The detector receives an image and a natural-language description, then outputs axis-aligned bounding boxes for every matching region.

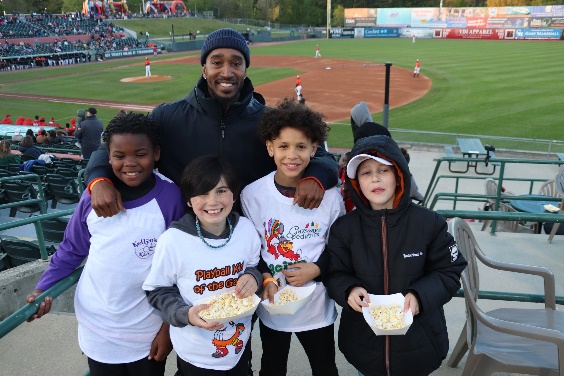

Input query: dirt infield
[1,54,430,123]
[160,55,431,123]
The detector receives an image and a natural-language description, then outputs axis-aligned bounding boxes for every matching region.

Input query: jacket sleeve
[83,144,114,184]
[302,145,338,190]
[324,217,365,309]
[406,214,467,315]
[146,285,191,327]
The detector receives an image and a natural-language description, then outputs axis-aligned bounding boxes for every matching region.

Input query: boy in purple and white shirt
[27,113,185,376]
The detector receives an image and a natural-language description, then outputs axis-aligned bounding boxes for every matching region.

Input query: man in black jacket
[85,28,338,217]
[74,107,103,160]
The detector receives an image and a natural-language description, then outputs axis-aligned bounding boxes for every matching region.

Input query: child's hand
[347,287,370,313]
[148,323,172,361]
[188,305,224,331]
[26,289,51,322]
[404,292,420,316]
[263,280,279,303]
[282,263,320,287]
[235,274,258,298]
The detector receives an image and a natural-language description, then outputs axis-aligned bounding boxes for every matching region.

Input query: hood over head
[346,135,411,214]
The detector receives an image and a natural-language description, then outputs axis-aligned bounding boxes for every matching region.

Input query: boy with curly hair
[241,98,345,376]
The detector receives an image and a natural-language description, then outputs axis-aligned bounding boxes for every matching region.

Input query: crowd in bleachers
[1,113,77,135]
[0,13,149,70]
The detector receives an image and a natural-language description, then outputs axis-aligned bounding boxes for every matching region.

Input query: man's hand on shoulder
[91,180,125,217]
[294,178,324,209]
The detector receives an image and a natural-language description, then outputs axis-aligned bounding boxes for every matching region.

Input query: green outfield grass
[1,37,562,149]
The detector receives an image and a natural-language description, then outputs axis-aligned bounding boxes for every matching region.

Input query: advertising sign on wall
[105,48,154,59]
[330,28,355,39]
[514,28,563,39]
[376,8,412,27]
[363,28,400,38]
[488,6,531,17]
[437,28,506,40]
[345,8,377,27]
[486,17,530,28]
[531,5,564,17]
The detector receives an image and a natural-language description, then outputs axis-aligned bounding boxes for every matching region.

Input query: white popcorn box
[362,293,413,335]
[261,284,316,315]
[194,288,261,324]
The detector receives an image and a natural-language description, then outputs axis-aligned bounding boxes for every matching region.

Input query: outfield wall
[330,27,563,40]
[340,6,564,41]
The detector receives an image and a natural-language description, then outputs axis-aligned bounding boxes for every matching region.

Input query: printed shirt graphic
[143,217,261,370]
[241,171,345,332]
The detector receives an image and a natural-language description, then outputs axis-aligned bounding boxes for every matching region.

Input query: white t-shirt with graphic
[241,171,345,332]
[143,217,261,370]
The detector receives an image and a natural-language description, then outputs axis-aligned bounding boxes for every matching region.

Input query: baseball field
[0,36,563,149]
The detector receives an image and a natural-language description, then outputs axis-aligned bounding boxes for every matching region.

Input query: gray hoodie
[146,212,262,327]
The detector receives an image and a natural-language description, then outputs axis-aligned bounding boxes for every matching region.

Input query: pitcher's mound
[121,75,171,83]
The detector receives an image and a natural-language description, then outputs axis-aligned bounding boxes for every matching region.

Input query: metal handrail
[0,209,75,259]
[0,266,83,339]
[423,157,564,208]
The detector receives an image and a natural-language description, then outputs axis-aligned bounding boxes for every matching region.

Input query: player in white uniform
[145,57,151,77]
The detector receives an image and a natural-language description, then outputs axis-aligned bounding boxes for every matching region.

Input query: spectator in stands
[26,129,37,143]
[36,128,49,143]
[48,117,56,126]
[23,117,33,126]
[16,116,25,125]
[75,106,103,159]
[19,136,43,159]
[38,116,47,126]
[12,129,24,143]
[0,140,21,166]
[32,115,40,126]
[67,118,77,136]
[2,114,12,124]
[48,129,62,143]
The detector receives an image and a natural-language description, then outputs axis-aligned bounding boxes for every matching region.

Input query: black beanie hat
[200,28,250,68]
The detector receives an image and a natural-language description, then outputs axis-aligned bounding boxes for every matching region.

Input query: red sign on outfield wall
[438,28,506,39]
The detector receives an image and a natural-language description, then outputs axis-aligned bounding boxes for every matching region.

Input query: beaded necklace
[195,216,233,249]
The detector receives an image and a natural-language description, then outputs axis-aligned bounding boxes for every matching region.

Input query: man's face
[202,48,246,105]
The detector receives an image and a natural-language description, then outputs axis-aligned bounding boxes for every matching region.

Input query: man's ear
[202,66,207,79]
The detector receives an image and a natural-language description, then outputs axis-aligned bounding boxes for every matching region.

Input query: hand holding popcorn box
[362,293,413,335]
[195,289,261,324]
[261,284,316,315]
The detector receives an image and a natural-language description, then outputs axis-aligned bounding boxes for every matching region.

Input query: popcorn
[369,304,406,330]
[272,289,300,306]
[199,292,255,319]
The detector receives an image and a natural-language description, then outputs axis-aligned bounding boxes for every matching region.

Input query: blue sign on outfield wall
[104,48,154,59]
[363,28,400,38]
[514,28,562,39]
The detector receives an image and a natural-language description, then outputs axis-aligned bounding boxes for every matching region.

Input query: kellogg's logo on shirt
[132,238,157,259]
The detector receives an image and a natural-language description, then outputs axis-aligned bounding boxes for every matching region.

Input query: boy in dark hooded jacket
[324,135,467,376]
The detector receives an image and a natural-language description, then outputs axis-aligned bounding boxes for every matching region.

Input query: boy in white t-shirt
[27,113,186,376]
[240,98,344,376]
[143,155,262,375]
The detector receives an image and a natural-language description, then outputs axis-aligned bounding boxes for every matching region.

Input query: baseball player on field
[145,57,151,77]
[413,59,420,78]
[315,45,321,58]
[295,75,302,99]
